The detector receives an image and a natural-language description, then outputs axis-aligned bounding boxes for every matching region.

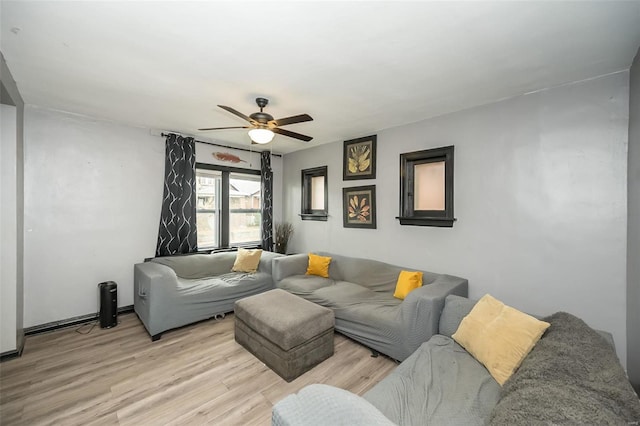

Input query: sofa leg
[370,349,379,358]
[151,333,162,342]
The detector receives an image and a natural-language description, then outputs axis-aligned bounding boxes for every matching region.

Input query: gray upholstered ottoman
[234,289,334,382]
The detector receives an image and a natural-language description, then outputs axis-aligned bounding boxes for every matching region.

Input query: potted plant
[274,222,294,254]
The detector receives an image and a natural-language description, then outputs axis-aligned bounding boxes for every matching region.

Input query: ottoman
[234,289,335,382]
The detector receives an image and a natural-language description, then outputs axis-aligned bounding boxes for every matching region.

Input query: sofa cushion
[364,335,500,425]
[313,281,400,309]
[231,248,262,273]
[490,312,640,424]
[176,271,273,295]
[452,294,550,386]
[277,275,334,297]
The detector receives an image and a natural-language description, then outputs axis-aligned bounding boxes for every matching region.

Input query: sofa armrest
[272,384,395,426]
[272,254,309,283]
[134,262,179,336]
[257,251,284,275]
[398,275,468,359]
[134,262,178,297]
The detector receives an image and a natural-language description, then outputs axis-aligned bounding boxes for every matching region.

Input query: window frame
[397,145,455,227]
[196,163,261,249]
[300,166,328,221]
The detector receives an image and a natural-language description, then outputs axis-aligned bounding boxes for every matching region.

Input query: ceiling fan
[198,97,313,144]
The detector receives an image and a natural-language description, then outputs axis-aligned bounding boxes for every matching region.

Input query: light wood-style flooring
[0,313,397,425]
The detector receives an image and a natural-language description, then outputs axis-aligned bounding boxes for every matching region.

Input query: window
[196,164,261,249]
[300,166,328,221]
[398,145,455,227]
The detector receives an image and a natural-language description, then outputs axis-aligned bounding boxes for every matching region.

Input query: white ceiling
[2,1,640,154]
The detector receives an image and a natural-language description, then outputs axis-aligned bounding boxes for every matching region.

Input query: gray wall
[283,71,630,367]
[0,53,24,355]
[22,106,283,328]
[628,48,640,391]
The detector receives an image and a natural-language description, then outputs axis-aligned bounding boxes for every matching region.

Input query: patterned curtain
[261,151,274,251]
[155,133,197,256]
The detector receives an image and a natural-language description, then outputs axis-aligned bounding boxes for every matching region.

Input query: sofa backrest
[316,251,443,293]
[437,294,616,348]
[151,252,237,279]
[438,294,476,337]
[151,251,281,279]
[318,252,400,292]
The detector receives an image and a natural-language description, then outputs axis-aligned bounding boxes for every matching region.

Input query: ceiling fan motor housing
[251,98,273,124]
[250,111,274,124]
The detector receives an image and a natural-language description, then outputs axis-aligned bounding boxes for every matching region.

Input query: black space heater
[98,281,118,328]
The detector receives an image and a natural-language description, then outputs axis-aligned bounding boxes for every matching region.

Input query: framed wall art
[342,185,376,229]
[343,135,376,180]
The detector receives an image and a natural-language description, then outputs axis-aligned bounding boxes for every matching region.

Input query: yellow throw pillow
[306,253,332,278]
[393,270,424,299]
[231,248,263,273]
[452,294,550,386]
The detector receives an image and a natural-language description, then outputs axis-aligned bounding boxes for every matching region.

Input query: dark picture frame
[342,185,376,229]
[343,135,377,180]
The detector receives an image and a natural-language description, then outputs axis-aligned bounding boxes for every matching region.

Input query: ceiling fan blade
[218,105,255,124]
[273,127,313,142]
[198,126,250,131]
[270,114,313,127]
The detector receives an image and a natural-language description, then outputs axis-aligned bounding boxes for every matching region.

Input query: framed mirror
[301,166,328,221]
[398,145,455,227]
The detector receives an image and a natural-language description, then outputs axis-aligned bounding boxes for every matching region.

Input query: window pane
[311,175,325,210]
[196,170,222,248]
[414,161,445,210]
[229,173,262,245]
[230,212,262,244]
[196,212,218,248]
[230,173,261,209]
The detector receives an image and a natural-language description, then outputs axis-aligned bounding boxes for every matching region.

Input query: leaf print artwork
[343,185,376,229]
[348,145,371,174]
[348,194,371,222]
[343,136,376,181]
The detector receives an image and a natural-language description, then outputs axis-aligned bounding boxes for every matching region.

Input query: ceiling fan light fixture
[248,128,275,144]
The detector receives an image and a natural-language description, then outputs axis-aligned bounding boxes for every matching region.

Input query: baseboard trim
[24,305,135,336]
[0,338,24,362]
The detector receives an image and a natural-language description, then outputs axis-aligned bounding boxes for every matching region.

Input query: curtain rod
[160,132,282,158]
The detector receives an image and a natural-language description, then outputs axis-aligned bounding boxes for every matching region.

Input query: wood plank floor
[0,313,397,425]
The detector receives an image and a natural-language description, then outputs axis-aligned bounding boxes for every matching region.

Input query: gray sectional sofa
[134,251,282,340]
[272,252,468,361]
[273,295,640,425]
